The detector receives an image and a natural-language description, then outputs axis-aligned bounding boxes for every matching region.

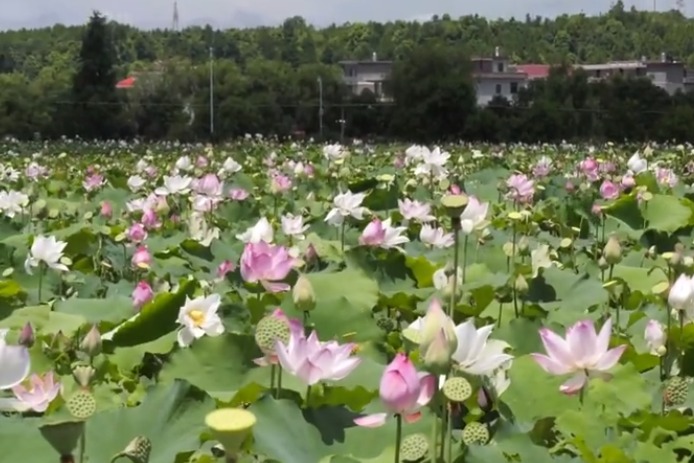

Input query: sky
[0,0,682,30]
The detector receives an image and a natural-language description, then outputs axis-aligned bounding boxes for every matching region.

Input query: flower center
[188,309,205,327]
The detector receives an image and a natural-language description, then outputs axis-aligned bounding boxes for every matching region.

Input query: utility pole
[317,76,324,139]
[209,46,214,136]
[339,106,346,143]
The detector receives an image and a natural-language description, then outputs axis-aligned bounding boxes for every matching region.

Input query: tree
[70,11,122,139]
[388,43,477,141]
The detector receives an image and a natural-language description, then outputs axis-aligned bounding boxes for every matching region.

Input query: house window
[495,84,502,94]
[510,82,518,94]
[596,69,601,78]
[349,67,356,77]
[497,62,504,73]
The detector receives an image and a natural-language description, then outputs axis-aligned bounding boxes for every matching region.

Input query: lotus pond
[0,141,693,463]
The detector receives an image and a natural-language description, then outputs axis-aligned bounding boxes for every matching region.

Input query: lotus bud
[517,236,529,254]
[80,324,102,357]
[670,244,684,267]
[293,274,316,312]
[598,256,609,270]
[647,246,657,259]
[514,274,529,295]
[419,299,458,373]
[603,235,622,265]
[18,322,34,348]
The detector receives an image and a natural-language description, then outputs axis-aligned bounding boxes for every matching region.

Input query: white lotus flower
[627,152,647,175]
[0,190,29,219]
[451,320,514,376]
[175,155,193,172]
[188,212,220,246]
[323,144,347,161]
[24,235,69,274]
[176,294,225,347]
[398,198,435,223]
[281,214,309,240]
[419,224,454,249]
[460,196,489,234]
[127,175,147,192]
[236,217,273,244]
[219,157,242,175]
[155,175,192,196]
[0,329,30,390]
[325,191,368,226]
[413,147,450,179]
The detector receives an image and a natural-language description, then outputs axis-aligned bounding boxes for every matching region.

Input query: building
[338,54,393,101]
[470,47,529,106]
[575,53,687,95]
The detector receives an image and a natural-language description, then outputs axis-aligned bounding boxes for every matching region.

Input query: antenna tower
[173,1,180,31]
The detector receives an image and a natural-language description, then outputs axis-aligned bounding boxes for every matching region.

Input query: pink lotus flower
[450,184,462,195]
[141,209,161,229]
[531,318,626,395]
[270,174,292,194]
[229,188,249,201]
[591,203,603,216]
[196,155,209,168]
[275,329,361,386]
[127,223,148,243]
[240,241,296,292]
[217,260,235,279]
[506,174,535,203]
[354,353,436,428]
[304,243,318,265]
[580,157,600,181]
[100,201,112,218]
[132,281,154,310]
[656,167,678,188]
[599,180,619,200]
[254,309,303,366]
[621,174,635,188]
[565,181,575,192]
[132,245,152,269]
[12,371,60,413]
[83,173,105,192]
[193,173,223,197]
[359,218,409,250]
[304,164,315,178]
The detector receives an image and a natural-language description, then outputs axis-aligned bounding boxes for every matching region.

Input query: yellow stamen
[188,309,205,327]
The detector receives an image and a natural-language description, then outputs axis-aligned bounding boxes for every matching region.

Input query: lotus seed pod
[254,316,291,353]
[603,235,622,266]
[66,390,97,420]
[461,422,490,446]
[440,193,469,218]
[293,274,316,312]
[400,433,429,462]
[442,377,473,403]
[664,377,689,406]
[114,436,152,463]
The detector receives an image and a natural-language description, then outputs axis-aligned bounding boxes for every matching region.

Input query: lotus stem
[394,413,402,463]
[277,366,283,399]
[60,456,74,463]
[679,315,685,377]
[270,364,276,392]
[38,265,44,303]
[340,221,346,254]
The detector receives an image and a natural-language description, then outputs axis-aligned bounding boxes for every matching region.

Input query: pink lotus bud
[131,245,152,269]
[304,243,318,264]
[127,223,148,243]
[380,353,435,415]
[217,260,235,278]
[100,201,112,218]
[18,322,34,348]
[80,324,102,357]
[132,281,154,310]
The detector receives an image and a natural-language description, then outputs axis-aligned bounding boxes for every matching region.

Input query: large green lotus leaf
[643,194,692,233]
[110,278,197,347]
[287,270,380,341]
[0,380,212,462]
[110,331,177,372]
[467,421,557,463]
[583,363,652,420]
[53,295,134,324]
[603,194,644,232]
[501,355,575,423]
[0,304,85,335]
[159,333,261,397]
[611,264,666,293]
[251,397,431,463]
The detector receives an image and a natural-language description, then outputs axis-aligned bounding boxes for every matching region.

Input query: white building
[338,54,393,101]
[470,48,528,106]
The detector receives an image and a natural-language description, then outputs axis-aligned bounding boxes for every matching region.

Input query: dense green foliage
[3,2,694,141]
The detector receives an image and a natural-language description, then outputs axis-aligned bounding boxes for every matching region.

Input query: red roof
[514,64,551,79]
[116,76,136,89]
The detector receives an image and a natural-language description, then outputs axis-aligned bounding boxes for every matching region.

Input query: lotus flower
[0,329,30,390]
[359,218,409,250]
[452,319,513,375]
[398,198,435,223]
[531,318,626,394]
[11,372,61,413]
[240,241,296,292]
[599,180,619,200]
[274,329,361,386]
[24,235,69,275]
[353,353,436,428]
[459,196,489,234]
[176,294,225,347]
[506,174,534,203]
[627,152,647,174]
[645,320,666,356]
[132,281,154,310]
[236,217,273,244]
[131,245,152,269]
[325,191,368,226]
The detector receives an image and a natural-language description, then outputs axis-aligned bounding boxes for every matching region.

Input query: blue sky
[0,0,679,30]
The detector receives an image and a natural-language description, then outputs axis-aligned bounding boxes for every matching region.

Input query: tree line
[3,5,694,142]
